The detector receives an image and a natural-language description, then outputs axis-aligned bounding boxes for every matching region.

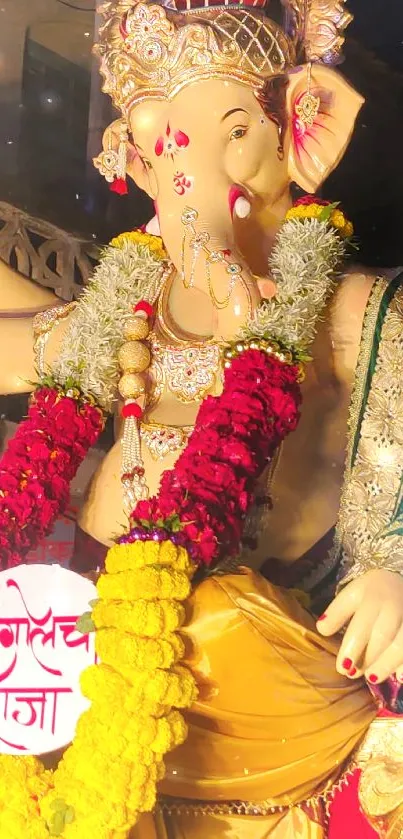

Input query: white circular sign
[0,564,97,756]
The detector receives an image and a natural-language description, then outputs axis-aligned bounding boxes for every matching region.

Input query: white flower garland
[52,237,169,412]
[52,215,347,410]
[241,218,346,352]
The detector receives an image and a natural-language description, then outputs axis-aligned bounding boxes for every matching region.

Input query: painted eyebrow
[221,108,248,122]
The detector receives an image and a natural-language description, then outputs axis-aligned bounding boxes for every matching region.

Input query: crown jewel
[95,0,353,116]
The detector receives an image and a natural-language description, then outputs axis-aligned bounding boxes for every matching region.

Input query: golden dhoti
[131,569,376,837]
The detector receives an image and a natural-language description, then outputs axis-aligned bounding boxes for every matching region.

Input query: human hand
[316,569,403,685]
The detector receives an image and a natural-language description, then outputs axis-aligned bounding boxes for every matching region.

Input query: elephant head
[95,0,363,334]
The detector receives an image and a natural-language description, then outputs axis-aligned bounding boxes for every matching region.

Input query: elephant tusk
[233,195,251,219]
[145,215,161,235]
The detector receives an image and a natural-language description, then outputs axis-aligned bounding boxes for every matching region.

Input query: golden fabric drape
[132,570,377,837]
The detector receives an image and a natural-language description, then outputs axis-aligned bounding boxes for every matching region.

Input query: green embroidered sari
[299,272,403,609]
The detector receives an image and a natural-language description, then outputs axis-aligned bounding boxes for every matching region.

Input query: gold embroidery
[357,717,403,836]
[159,765,353,820]
[158,717,403,827]
[140,422,193,460]
[157,797,293,817]
[335,282,403,585]
[33,302,77,377]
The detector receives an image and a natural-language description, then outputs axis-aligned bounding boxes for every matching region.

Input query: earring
[93,119,129,195]
[295,63,320,129]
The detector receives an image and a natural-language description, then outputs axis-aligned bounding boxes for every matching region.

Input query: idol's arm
[318,271,403,684]
[0,259,58,312]
[0,260,70,394]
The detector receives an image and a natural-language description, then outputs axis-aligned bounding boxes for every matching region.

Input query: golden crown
[95,0,352,116]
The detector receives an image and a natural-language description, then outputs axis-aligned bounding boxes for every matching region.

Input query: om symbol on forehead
[154,123,193,195]
[173,172,193,196]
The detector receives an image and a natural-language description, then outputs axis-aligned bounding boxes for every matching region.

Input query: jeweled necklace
[180,205,250,311]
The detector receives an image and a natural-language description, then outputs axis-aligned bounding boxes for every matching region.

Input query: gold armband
[33,302,76,377]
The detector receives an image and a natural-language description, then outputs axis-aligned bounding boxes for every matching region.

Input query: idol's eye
[143,159,153,170]
[229,125,248,142]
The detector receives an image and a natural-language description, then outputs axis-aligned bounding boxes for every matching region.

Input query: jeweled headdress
[95,0,352,116]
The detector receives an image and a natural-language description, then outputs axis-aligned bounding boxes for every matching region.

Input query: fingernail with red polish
[368,674,378,684]
[349,667,357,677]
[317,614,327,621]
[342,658,353,670]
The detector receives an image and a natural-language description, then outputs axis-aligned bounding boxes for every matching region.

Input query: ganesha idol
[0,0,403,836]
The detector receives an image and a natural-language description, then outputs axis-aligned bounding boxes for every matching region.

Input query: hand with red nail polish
[316,569,403,683]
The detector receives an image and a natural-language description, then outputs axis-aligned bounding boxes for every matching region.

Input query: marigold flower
[92,598,185,637]
[110,230,166,261]
[95,627,184,671]
[97,565,191,602]
[342,220,354,239]
[330,208,346,229]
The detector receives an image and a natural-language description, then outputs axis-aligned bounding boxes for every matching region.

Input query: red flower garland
[130,349,301,566]
[0,388,104,570]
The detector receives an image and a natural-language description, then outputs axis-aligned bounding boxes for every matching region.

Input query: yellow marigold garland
[0,540,197,837]
[285,202,354,239]
[110,230,167,261]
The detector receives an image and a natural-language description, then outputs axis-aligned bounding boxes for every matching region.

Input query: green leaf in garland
[50,799,66,811]
[49,812,64,836]
[318,202,339,222]
[75,612,95,635]
[64,807,75,824]
[48,800,76,834]
[165,514,183,533]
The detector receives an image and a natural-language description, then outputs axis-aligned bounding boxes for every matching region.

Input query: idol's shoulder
[327,265,402,383]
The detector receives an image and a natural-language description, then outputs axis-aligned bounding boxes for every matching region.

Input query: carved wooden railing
[0,201,99,300]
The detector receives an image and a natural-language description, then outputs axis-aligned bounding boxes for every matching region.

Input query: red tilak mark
[155,136,164,157]
[166,122,171,137]
[174,129,189,148]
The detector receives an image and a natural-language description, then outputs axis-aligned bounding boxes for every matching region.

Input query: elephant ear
[286,65,364,193]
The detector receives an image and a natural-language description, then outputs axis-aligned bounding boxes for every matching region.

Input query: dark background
[0,0,402,267]
[325,0,403,266]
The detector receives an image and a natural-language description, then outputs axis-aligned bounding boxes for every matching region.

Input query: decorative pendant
[295,91,321,128]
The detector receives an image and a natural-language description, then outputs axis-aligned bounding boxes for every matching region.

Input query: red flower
[0,389,104,570]
[294,195,330,207]
[130,347,301,568]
